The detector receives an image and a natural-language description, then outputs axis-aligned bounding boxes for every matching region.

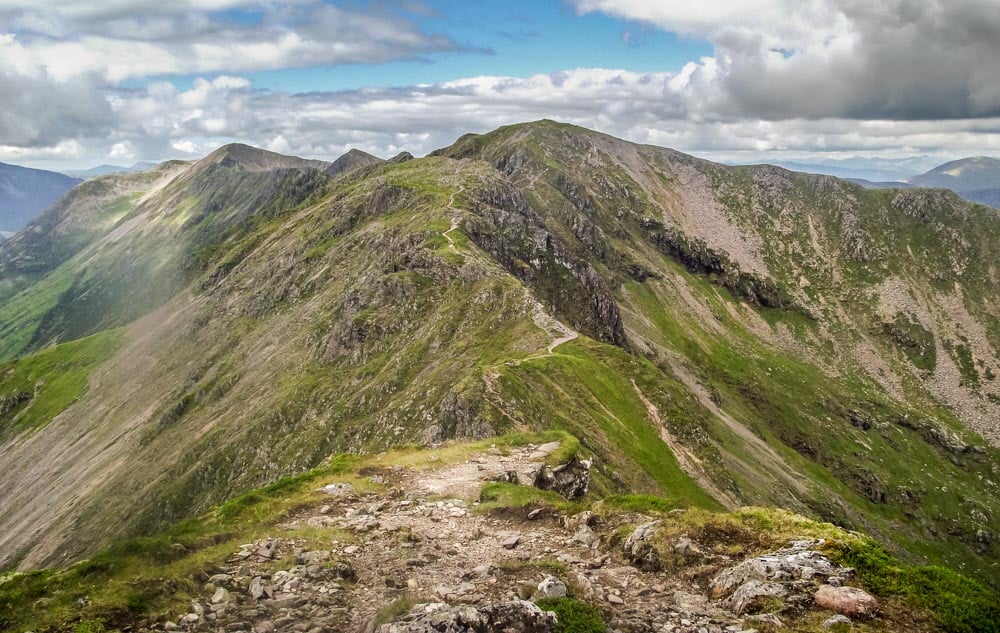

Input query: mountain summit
[0,122,998,631]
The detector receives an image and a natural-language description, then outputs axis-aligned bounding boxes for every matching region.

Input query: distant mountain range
[61,162,160,179]
[0,162,81,233]
[734,155,941,183]
[908,156,1000,207]
[734,155,1000,208]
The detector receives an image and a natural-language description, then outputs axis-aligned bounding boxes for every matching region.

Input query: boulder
[376,600,557,632]
[318,482,355,497]
[562,511,597,531]
[249,576,265,600]
[569,525,599,548]
[814,585,878,619]
[724,580,787,615]
[211,586,230,605]
[501,534,521,550]
[533,457,591,500]
[710,540,847,598]
[622,521,662,571]
[535,576,567,599]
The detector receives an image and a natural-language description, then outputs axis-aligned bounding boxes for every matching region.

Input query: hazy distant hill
[62,162,160,179]
[738,155,939,182]
[909,156,1000,207]
[0,162,81,233]
[846,177,915,189]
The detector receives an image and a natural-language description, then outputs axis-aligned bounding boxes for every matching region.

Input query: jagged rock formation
[0,121,997,598]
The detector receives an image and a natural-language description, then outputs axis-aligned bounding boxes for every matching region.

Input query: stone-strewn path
[148,443,873,633]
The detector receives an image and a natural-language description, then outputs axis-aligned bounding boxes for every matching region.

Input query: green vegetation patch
[0,330,123,436]
[535,597,606,633]
[496,338,723,509]
[881,312,937,372]
[832,539,1000,633]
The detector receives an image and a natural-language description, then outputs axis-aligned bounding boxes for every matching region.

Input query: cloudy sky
[2,0,1000,170]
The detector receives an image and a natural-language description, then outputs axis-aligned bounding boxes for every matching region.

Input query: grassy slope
[620,258,1000,582]
[0,330,123,437]
[492,338,722,509]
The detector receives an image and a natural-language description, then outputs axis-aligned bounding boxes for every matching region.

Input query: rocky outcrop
[710,540,850,597]
[467,180,627,347]
[622,520,662,572]
[533,457,591,500]
[376,601,557,633]
[710,540,860,618]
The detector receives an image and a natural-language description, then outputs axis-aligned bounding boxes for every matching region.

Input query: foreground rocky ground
[143,443,882,633]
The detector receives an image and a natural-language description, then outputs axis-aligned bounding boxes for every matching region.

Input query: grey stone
[622,521,662,571]
[501,534,521,549]
[533,457,591,500]
[535,576,567,599]
[376,600,556,632]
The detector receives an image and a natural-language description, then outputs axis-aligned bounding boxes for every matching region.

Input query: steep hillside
[910,157,1000,207]
[0,121,998,599]
[0,163,81,233]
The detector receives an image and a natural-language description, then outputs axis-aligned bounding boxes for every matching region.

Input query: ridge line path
[441,189,463,254]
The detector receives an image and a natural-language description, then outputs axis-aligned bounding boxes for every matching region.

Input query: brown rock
[814,585,878,618]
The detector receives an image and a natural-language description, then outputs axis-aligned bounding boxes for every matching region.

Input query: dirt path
[441,189,464,254]
[631,380,740,510]
[161,442,761,633]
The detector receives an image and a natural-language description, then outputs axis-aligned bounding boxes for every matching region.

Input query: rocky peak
[198,143,330,173]
[326,148,384,176]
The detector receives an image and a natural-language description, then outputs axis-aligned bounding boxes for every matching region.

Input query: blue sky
[2,0,999,169]
[153,2,712,94]
[243,2,712,92]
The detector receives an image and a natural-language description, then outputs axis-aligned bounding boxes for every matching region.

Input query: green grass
[496,338,723,509]
[600,494,683,515]
[477,481,581,513]
[536,598,606,633]
[832,540,1000,633]
[0,330,123,436]
[0,449,366,632]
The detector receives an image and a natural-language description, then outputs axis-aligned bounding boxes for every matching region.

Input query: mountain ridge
[0,121,997,597]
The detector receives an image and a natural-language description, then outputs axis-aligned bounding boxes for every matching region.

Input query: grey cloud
[1,1,470,81]
[572,0,1000,121]
[0,72,113,146]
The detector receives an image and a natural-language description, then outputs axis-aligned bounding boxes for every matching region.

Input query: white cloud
[171,140,200,154]
[570,0,1000,120]
[12,68,997,170]
[108,141,135,160]
[0,1,462,83]
[3,1,1000,169]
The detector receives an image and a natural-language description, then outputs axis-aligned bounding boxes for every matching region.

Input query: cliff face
[0,122,997,588]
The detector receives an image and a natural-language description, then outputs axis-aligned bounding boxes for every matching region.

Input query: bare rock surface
[142,444,875,633]
[814,584,879,618]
